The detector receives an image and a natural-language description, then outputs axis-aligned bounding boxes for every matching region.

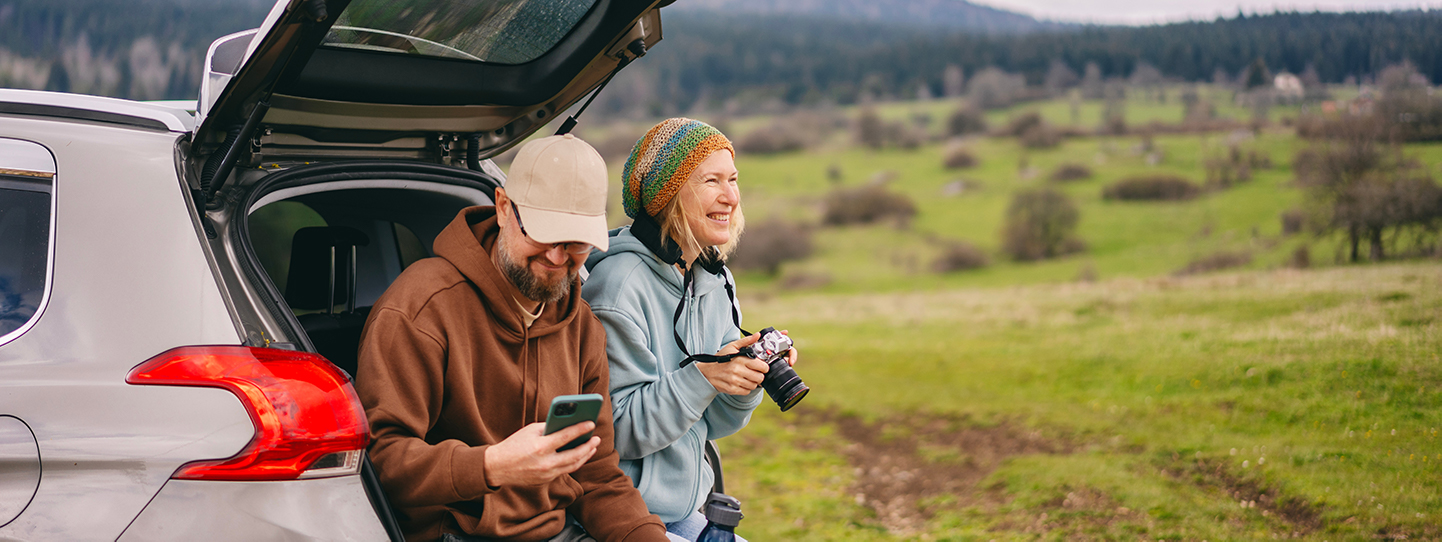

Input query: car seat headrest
[285,226,370,311]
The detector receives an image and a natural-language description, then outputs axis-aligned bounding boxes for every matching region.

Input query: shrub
[1175,251,1252,275]
[1049,163,1093,182]
[1004,111,1044,137]
[967,67,1027,109]
[945,106,987,136]
[729,218,814,276]
[1205,144,1272,189]
[942,146,978,169]
[735,126,806,155]
[856,107,887,149]
[1001,188,1085,261]
[822,185,917,227]
[855,106,924,150]
[931,240,989,272]
[1280,208,1305,235]
[1019,125,1061,149]
[1102,176,1201,201]
[1204,156,1251,188]
[1289,245,1311,269]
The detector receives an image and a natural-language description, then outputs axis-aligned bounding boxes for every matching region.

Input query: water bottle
[695,493,743,542]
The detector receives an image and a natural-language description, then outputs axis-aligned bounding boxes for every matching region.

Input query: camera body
[739,327,809,411]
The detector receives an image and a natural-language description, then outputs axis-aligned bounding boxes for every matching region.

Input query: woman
[582,118,796,540]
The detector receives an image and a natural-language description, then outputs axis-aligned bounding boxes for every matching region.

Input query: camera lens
[761,355,809,412]
[556,402,577,416]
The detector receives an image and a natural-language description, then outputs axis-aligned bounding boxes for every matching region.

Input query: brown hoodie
[356,206,667,542]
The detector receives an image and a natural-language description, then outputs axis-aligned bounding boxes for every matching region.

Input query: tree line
[641,9,1442,111]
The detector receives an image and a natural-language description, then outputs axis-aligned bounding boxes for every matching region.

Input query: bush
[1004,111,1044,137]
[729,218,814,276]
[1102,176,1201,201]
[967,67,1027,109]
[1175,251,1252,275]
[1205,144,1272,189]
[735,126,806,155]
[931,240,989,272]
[1019,125,1061,149]
[1001,188,1085,261]
[1280,208,1305,235]
[1049,163,1093,182]
[942,146,978,169]
[822,185,917,227]
[945,106,987,136]
[1289,245,1311,269]
[855,106,924,150]
[856,107,887,149]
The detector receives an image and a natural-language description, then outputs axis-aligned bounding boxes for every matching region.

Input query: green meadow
[685,93,1442,540]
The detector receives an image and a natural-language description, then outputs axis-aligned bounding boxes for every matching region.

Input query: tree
[1001,189,1085,261]
[1044,59,1079,94]
[1242,58,1271,90]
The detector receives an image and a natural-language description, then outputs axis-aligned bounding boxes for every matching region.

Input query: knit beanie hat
[621,118,734,219]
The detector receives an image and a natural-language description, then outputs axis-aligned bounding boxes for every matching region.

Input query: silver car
[0,0,663,539]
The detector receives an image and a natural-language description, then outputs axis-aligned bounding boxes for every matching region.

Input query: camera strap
[674,263,750,367]
[630,214,749,368]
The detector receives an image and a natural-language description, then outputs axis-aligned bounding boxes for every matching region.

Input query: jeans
[665,511,747,542]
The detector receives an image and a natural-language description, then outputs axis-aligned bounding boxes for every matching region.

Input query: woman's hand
[698,333,770,395]
[779,329,799,367]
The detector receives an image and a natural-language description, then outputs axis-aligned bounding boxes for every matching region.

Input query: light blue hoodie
[581,226,763,523]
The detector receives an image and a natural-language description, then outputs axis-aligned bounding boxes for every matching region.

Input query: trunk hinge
[200,100,270,209]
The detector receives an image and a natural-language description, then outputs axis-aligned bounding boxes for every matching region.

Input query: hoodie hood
[433,205,584,339]
[585,225,729,299]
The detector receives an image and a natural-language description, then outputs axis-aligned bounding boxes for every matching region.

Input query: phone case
[543,393,603,451]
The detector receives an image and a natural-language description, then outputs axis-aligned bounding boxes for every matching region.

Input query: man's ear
[493,187,511,221]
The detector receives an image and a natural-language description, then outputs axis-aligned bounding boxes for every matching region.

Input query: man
[356,134,670,542]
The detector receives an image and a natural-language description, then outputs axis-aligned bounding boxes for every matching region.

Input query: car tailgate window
[324,0,598,65]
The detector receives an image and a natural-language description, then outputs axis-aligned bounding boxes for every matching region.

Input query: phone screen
[543,393,603,451]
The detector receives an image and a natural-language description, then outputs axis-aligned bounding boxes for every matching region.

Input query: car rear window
[323,0,598,65]
[0,139,55,343]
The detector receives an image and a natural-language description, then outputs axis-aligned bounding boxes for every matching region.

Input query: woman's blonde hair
[657,179,745,262]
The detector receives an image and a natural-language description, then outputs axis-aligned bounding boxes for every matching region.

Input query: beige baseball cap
[504,133,609,251]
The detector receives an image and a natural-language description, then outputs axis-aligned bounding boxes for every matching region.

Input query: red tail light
[127,346,369,481]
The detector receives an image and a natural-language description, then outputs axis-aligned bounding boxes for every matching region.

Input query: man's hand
[483,422,599,488]
[698,333,771,395]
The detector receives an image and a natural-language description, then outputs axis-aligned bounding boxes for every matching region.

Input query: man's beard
[496,235,576,304]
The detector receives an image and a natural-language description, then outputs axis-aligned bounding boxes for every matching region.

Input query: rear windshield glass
[323,0,598,65]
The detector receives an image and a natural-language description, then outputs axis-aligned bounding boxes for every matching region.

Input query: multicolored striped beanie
[621,118,734,219]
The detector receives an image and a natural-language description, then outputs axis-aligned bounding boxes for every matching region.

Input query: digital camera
[739,327,809,411]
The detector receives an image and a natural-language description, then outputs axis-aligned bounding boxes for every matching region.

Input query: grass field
[724,262,1442,540]
[721,103,1442,293]
[618,92,1442,540]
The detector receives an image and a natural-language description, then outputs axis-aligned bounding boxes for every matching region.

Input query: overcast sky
[970,0,1442,24]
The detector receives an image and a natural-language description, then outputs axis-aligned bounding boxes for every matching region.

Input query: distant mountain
[666,0,1065,34]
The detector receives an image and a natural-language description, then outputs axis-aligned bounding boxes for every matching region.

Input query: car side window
[0,139,56,343]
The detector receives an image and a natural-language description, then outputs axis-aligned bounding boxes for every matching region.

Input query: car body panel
[0,111,250,540]
[117,476,387,542]
[0,89,193,133]
[0,416,40,528]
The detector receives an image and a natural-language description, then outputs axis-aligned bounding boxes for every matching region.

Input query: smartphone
[543,393,603,452]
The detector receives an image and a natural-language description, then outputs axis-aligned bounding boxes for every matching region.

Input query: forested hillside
[0,0,266,99]
[644,9,1442,110]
